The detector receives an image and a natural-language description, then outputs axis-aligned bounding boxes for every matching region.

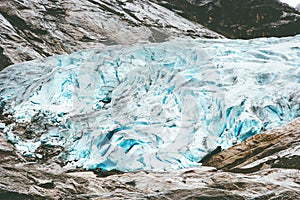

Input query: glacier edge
[1,36,300,171]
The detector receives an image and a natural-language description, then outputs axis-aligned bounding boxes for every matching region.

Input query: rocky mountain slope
[157,0,300,39]
[1,0,300,70]
[0,0,222,70]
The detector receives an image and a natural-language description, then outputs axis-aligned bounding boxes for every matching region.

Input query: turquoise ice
[1,35,300,171]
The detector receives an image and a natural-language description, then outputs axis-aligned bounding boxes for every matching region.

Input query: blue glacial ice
[1,35,300,171]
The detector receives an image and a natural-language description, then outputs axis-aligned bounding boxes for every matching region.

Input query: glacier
[1,35,300,171]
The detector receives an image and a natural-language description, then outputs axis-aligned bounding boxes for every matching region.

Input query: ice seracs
[1,35,300,171]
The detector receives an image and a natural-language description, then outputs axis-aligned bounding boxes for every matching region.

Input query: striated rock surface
[1,0,300,70]
[157,0,300,39]
[201,119,300,173]
[0,118,299,199]
[0,0,222,69]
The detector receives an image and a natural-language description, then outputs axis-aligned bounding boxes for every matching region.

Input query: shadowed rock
[156,0,300,39]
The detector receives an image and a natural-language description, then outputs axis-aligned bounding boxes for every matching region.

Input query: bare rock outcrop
[201,118,300,173]
[0,118,299,199]
[0,0,222,69]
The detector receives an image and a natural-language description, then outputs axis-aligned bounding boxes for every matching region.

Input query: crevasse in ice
[1,36,300,171]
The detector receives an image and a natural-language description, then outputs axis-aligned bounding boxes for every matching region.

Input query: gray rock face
[0,0,222,69]
[156,0,300,39]
[1,0,300,70]
[0,118,299,199]
[202,118,300,173]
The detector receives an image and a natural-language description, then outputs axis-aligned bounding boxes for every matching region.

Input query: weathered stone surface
[2,0,300,70]
[0,118,299,199]
[0,160,299,199]
[0,0,222,69]
[0,131,12,152]
[202,118,300,173]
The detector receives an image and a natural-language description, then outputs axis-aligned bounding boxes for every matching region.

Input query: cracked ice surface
[1,36,300,171]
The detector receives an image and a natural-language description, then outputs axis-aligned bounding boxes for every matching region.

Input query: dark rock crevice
[0,47,12,71]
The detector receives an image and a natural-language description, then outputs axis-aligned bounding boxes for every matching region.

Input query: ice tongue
[1,36,300,171]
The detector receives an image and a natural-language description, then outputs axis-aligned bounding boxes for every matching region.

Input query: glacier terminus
[1,36,300,172]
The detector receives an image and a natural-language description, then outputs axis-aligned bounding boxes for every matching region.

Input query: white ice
[1,35,300,171]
